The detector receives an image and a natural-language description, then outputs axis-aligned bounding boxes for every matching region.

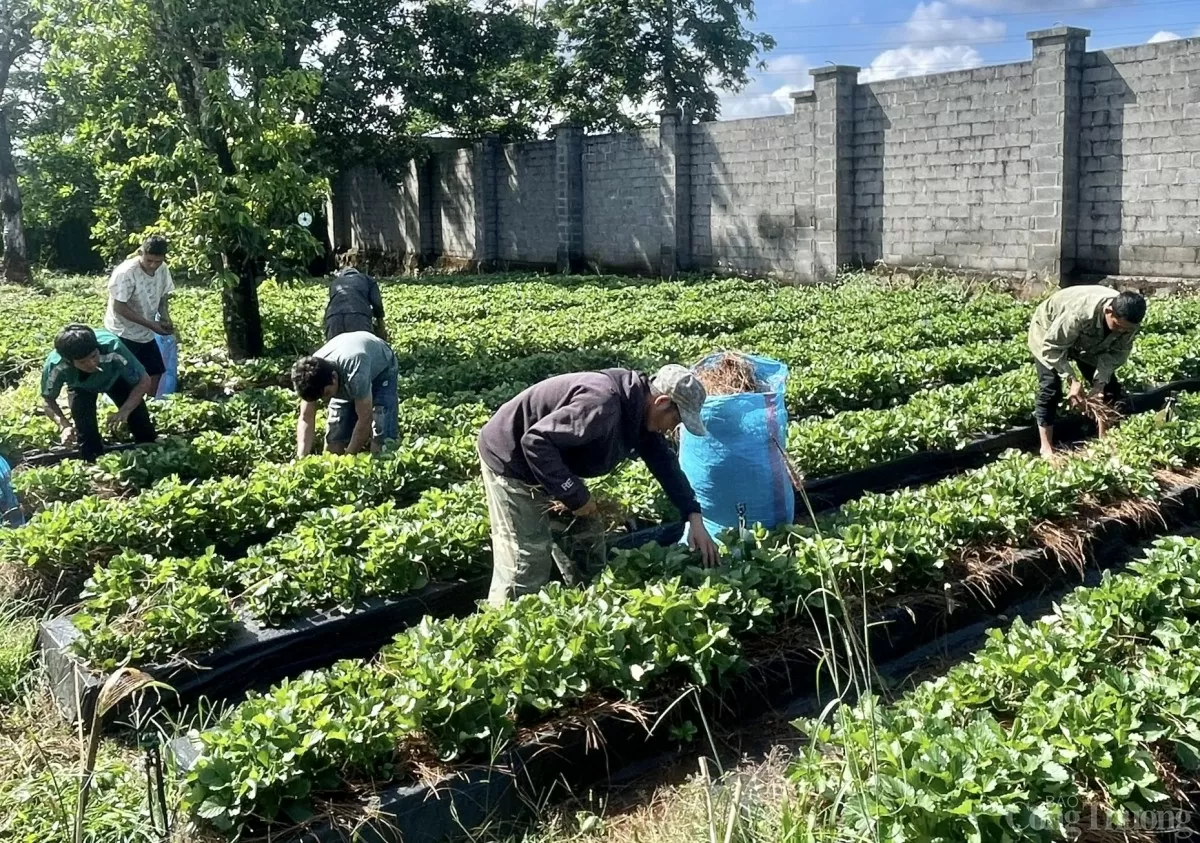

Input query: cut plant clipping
[5,270,1200,843]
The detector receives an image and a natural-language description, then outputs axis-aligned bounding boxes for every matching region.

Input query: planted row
[791,534,1200,841]
[66,461,676,671]
[787,329,1200,478]
[3,433,479,581]
[180,395,1200,834]
[0,382,296,461]
[10,397,490,510]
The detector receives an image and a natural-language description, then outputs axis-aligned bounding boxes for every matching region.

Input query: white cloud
[1148,30,1183,43]
[904,1,1004,45]
[950,0,1113,9]
[718,53,811,120]
[859,44,984,83]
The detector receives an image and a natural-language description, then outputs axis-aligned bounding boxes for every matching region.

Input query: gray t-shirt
[314,331,395,402]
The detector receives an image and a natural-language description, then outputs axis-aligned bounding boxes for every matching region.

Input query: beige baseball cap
[651,364,708,436]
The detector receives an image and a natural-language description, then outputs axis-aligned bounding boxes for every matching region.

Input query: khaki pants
[480,459,607,606]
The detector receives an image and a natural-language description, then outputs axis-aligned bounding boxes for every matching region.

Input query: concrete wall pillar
[472,136,501,270]
[809,65,859,281]
[1027,26,1090,281]
[554,123,585,273]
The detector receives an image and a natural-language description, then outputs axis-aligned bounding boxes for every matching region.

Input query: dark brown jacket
[478,368,700,515]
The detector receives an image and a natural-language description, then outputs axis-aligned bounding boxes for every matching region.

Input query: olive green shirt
[1027,285,1139,386]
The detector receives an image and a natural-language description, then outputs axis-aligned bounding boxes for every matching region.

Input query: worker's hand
[59,425,76,446]
[1067,379,1086,408]
[573,499,599,518]
[687,514,720,568]
[106,410,129,433]
[159,318,175,335]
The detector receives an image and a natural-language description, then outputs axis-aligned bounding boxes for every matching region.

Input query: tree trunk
[221,250,264,360]
[0,108,31,286]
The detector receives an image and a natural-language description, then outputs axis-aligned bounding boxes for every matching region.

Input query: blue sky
[718,0,1200,119]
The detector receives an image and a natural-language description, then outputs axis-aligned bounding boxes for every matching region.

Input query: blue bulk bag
[679,354,793,542]
[155,332,178,398]
[0,455,24,527]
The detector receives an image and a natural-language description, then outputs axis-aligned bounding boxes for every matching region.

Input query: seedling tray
[167,480,1200,843]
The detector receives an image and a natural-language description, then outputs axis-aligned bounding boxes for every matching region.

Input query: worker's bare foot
[1040,445,1055,459]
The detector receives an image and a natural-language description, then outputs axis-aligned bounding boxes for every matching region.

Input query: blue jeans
[326,361,399,449]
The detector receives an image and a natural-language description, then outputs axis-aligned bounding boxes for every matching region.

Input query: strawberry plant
[789,534,1200,842]
[180,394,1200,835]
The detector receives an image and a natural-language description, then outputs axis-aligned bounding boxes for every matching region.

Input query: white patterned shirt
[104,256,175,343]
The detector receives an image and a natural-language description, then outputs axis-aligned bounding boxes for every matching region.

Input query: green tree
[306,0,560,178]
[0,0,37,285]
[37,0,328,359]
[546,0,774,130]
[34,0,560,354]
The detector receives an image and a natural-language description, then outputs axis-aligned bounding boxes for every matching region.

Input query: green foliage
[181,395,1200,834]
[71,550,237,671]
[185,575,763,831]
[2,433,479,577]
[546,0,774,127]
[37,0,327,272]
[789,534,1200,842]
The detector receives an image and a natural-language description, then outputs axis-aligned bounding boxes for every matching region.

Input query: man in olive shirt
[1028,285,1146,457]
[41,324,157,460]
[291,331,399,456]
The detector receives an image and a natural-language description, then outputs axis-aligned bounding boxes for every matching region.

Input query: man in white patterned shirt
[104,234,175,396]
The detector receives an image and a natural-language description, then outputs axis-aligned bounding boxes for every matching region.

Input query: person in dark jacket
[324,253,386,343]
[477,364,719,605]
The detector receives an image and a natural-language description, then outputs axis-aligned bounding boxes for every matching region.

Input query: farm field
[3,270,1200,842]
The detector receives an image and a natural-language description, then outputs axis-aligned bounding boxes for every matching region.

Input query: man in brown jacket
[1027,285,1146,458]
[477,364,719,605]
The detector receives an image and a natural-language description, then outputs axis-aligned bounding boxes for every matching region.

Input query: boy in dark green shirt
[41,324,157,460]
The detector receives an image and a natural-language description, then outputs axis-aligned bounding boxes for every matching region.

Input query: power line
[755,0,1196,33]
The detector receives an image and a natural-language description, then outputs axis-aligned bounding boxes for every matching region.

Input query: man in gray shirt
[324,257,386,343]
[291,331,399,456]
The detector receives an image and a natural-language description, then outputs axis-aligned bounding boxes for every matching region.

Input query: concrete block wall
[690,113,812,278]
[853,62,1034,273]
[581,129,664,273]
[496,141,557,266]
[1077,37,1200,278]
[329,164,420,265]
[329,30,1200,281]
[431,148,477,262]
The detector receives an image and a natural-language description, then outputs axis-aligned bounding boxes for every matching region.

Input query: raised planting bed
[167,481,1200,843]
[36,521,680,727]
[787,533,1200,841]
[798,378,1200,511]
[170,394,1200,839]
[39,576,492,726]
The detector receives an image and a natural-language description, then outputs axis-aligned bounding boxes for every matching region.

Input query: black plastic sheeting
[38,575,492,726]
[16,441,139,468]
[167,481,1200,843]
[39,525,689,727]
